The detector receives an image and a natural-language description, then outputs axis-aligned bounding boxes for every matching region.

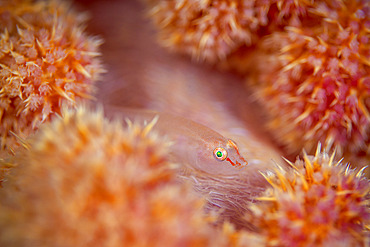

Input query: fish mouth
[226,157,248,169]
[236,154,248,169]
[237,160,248,170]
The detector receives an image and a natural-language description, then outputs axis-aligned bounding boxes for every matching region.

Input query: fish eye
[213,147,227,161]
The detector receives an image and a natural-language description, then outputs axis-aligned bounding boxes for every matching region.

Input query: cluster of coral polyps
[254,0,369,157]
[145,0,370,163]
[0,105,278,247]
[1,106,367,246]
[146,0,298,63]
[249,145,370,246]
[145,0,256,63]
[145,0,314,63]
[0,106,231,247]
[0,0,104,155]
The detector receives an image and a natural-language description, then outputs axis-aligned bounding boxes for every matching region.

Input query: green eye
[213,147,227,161]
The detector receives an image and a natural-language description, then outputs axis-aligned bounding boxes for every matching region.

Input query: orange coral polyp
[146,0,259,62]
[145,0,320,64]
[254,0,369,156]
[252,145,369,246]
[0,106,235,246]
[0,0,104,155]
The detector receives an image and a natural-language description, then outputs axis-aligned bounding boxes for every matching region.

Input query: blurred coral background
[85,0,286,229]
[90,0,283,162]
[0,0,369,246]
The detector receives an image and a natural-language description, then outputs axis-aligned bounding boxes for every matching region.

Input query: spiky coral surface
[145,0,370,162]
[145,0,322,63]
[0,106,234,247]
[255,0,370,157]
[249,145,370,246]
[146,0,258,63]
[0,0,104,155]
